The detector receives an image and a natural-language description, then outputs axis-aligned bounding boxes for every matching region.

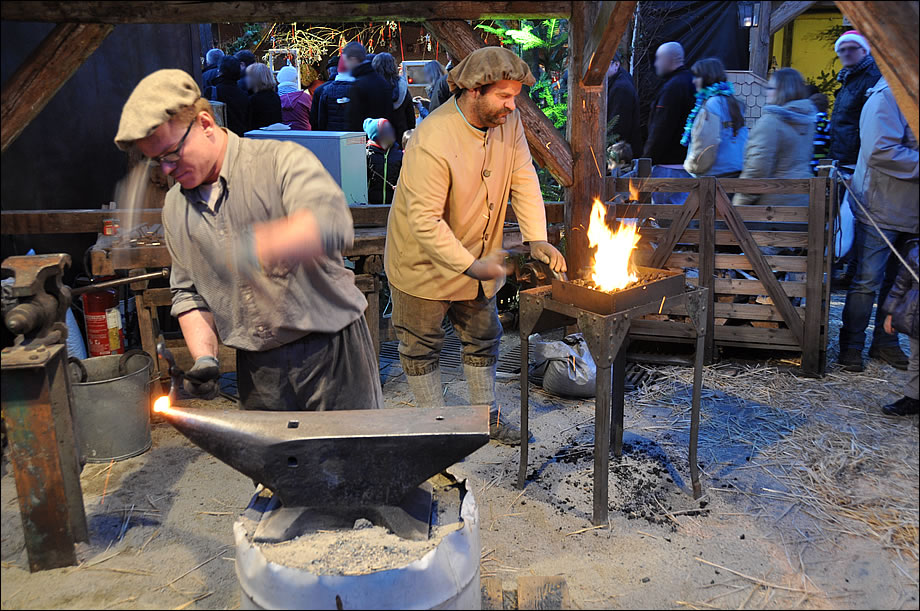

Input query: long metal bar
[72,268,169,296]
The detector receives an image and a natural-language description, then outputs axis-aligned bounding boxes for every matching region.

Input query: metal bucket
[70,352,153,463]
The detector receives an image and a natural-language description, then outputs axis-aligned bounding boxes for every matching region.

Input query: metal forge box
[551,267,686,315]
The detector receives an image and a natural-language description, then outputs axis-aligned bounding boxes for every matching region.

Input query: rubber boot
[464,363,522,445]
[406,368,446,408]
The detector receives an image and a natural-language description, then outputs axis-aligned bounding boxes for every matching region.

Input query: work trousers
[236,318,383,411]
[839,221,915,352]
[391,285,502,376]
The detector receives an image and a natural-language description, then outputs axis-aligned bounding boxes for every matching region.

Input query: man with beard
[384,47,566,445]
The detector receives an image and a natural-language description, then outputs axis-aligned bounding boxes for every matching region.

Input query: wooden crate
[604,175,835,376]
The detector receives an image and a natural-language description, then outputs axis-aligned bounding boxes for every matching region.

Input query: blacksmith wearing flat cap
[116,69,382,412]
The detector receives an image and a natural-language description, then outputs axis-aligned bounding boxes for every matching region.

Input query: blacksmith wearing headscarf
[384,47,566,445]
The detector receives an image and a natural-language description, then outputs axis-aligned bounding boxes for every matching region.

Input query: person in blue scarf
[681,58,748,178]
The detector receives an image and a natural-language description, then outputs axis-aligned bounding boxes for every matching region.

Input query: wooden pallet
[605,176,835,377]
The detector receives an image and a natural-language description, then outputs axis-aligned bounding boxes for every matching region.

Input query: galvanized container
[70,352,153,463]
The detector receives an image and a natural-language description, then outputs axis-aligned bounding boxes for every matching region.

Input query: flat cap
[447,47,535,93]
[114,69,201,151]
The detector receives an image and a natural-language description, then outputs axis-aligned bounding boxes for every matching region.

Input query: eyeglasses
[151,119,195,165]
[837,45,862,54]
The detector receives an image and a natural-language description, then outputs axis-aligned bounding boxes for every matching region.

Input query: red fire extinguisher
[82,289,125,357]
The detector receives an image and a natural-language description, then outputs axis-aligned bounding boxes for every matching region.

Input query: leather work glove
[183,356,220,400]
[529,241,567,274]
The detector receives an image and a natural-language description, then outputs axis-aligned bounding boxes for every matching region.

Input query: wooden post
[748,1,774,78]
[566,0,607,275]
[803,177,829,376]
[423,19,574,187]
[835,1,920,139]
[0,23,114,153]
[698,177,717,363]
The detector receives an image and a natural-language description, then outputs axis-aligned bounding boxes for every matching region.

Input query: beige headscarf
[446,47,535,93]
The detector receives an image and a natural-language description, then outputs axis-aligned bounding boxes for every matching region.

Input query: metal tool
[153,404,490,508]
[1,254,72,346]
[72,268,169,296]
[156,339,237,403]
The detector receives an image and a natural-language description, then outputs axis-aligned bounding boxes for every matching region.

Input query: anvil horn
[156,405,490,507]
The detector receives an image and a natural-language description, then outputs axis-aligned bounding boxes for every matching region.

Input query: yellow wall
[772,10,845,83]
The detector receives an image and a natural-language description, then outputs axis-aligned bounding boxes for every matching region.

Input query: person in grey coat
[733,68,816,207]
[838,78,919,373]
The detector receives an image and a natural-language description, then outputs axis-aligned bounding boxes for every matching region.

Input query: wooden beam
[769,1,817,34]
[423,19,574,187]
[748,0,773,78]
[566,1,606,274]
[0,23,114,154]
[581,1,637,86]
[835,1,919,140]
[0,1,571,23]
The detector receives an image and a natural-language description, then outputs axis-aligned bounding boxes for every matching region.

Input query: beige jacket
[385,98,548,301]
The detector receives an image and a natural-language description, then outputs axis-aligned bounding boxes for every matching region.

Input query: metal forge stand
[516,284,709,525]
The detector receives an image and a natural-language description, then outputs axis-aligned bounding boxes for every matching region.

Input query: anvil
[155,404,490,508]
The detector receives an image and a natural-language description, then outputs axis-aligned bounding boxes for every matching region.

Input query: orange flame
[629,180,640,202]
[153,395,171,414]
[587,199,640,292]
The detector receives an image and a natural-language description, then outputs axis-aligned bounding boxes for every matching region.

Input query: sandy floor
[2,294,918,610]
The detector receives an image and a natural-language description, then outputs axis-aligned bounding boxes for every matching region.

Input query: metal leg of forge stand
[579,311,630,526]
[517,332,530,488]
[686,288,709,500]
[611,347,627,456]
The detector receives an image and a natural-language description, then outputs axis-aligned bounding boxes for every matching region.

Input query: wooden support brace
[835,1,919,139]
[581,1,637,87]
[0,23,114,153]
[714,184,804,346]
[769,1,817,34]
[423,19,574,187]
[647,190,700,269]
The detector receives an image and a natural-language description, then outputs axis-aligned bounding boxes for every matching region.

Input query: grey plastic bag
[530,333,597,398]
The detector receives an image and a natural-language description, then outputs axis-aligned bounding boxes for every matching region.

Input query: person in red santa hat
[829,30,881,168]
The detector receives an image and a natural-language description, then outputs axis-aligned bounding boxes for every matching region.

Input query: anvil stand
[516,286,709,525]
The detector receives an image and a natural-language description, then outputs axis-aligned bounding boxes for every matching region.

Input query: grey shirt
[163,130,367,352]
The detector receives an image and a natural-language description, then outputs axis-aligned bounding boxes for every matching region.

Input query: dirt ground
[2,294,918,610]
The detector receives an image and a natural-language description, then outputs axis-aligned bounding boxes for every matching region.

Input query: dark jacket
[202,65,220,89]
[317,75,355,131]
[388,77,417,144]
[829,56,882,166]
[606,67,643,158]
[249,89,282,130]
[883,239,919,339]
[366,142,403,205]
[206,75,250,136]
[310,80,330,130]
[347,61,394,132]
[643,65,696,165]
[428,73,452,112]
